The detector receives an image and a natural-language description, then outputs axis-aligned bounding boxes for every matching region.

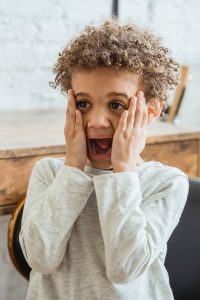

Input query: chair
[7,198,31,280]
[164,65,189,123]
[165,177,200,300]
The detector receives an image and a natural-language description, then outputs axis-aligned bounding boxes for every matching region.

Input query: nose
[86,111,111,129]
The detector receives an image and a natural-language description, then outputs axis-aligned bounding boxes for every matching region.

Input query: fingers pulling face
[124,91,148,134]
[66,89,77,133]
[66,88,148,137]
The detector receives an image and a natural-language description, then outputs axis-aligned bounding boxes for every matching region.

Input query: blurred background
[0,0,200,299]
[0,0,200,126]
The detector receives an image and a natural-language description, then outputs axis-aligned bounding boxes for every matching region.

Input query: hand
[64,89,87,171]
[111,91,148,173]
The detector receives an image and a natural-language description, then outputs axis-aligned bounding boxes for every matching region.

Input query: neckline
[84,164,113,176]
[84,160,156,176]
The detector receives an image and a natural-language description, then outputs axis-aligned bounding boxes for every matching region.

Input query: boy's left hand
[111,91,148,173]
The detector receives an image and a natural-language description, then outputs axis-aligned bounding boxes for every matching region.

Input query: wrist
[64,159,84,172]
[113,163,136,173]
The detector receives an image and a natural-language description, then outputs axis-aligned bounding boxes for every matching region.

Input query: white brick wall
[0,0,200,125]
[0,0,112,110]
[119,0,200,127]
[0,0,200,299]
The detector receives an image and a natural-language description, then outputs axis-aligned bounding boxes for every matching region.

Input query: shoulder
[31,156,65,180]
[139,161,189,200]
[139,160,188,182]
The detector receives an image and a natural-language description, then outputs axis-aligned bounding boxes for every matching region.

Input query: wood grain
[142,140,198,177]
[0,154,65,215]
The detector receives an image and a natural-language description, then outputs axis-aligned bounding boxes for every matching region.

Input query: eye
[110,101,126,110]
[76,100,90,109]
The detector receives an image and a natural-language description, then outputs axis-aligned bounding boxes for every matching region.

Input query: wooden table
[1,109,200,216]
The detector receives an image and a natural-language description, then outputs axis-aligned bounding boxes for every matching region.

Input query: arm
[19,158,93,274]
[93,170,189,284]
[19,88,90,275]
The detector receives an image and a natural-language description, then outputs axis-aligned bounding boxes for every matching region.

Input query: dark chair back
[8,199,31,280]
[165,178,200,300]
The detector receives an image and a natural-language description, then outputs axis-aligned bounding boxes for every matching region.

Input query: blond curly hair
[50,18,180,109]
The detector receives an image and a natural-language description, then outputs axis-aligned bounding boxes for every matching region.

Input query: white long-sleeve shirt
[19,157,189,300]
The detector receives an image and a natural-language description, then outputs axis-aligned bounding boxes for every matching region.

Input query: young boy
[19,19,189,299]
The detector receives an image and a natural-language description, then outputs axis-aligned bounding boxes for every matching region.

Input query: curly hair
[50,18,180,109]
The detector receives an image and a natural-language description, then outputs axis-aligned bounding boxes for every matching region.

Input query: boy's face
[71,67,142,170]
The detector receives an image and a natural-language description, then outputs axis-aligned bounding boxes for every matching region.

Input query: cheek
[81,114,87,129]
[80,112,92,130]
[112,115,121,130]
[112,120,119,130]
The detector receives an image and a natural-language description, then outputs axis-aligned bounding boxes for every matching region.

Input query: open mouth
[87,138,113,155]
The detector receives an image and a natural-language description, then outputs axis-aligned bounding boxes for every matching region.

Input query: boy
[19,19,189,299]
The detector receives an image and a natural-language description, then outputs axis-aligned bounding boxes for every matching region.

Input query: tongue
[95,139,111,150]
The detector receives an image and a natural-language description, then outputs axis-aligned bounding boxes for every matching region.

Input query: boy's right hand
[64,89,87,172]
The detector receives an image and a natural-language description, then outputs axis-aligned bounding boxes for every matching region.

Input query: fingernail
[68,89,73,95]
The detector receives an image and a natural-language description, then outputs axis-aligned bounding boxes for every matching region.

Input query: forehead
[71,67,141,94]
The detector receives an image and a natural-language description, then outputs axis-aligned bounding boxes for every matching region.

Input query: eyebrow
[75,92,130,101]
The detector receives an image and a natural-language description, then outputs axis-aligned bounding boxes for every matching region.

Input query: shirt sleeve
[19,158,94,275]
[93,170,189,284]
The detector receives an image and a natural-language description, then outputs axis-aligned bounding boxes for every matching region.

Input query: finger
[117,110,129,134]
[141,100,148,128]
[66,92,71,119]
[75,109,83,132]
[67,89,76,133]
[68,89,76,111]
[65,95,70,133]
[126,96,137,131]
[134,91,144,128]
[66,92,69,118]
[66,92,71,132]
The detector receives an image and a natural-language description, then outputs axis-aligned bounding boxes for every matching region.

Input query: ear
[147,99,164,124]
